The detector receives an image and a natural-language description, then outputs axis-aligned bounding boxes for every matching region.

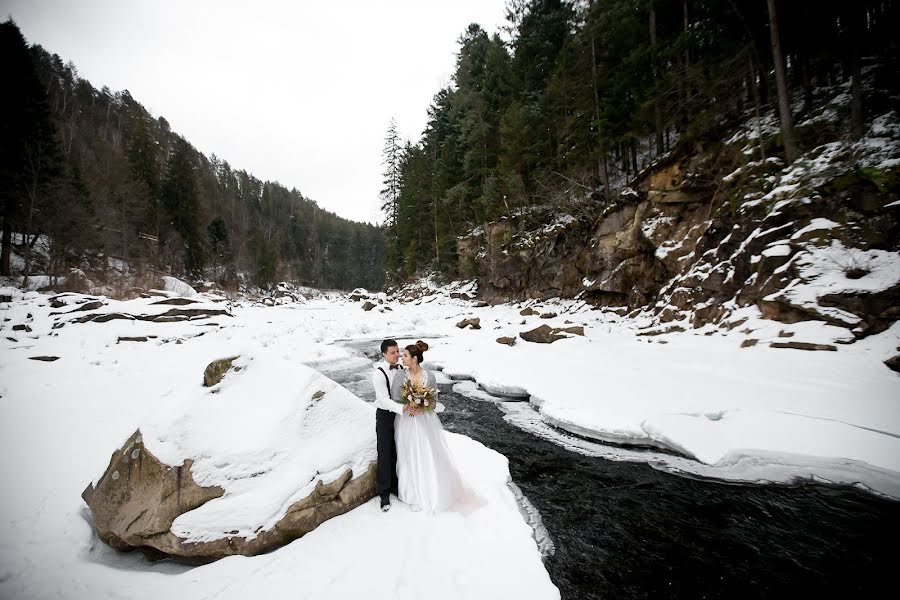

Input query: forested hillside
[381,0,898,280]
[0,20,384,293]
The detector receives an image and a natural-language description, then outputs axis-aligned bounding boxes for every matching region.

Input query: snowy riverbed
[0,287,557,599]
[1,283,899,597]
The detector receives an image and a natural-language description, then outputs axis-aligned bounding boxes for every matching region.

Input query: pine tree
[251,228,277,289]
[45,162,96,283]
[206,216,231,284]
[380,118,402,271]
[126,117,161,239]
[161,137,204,279]
[0,19,63,277]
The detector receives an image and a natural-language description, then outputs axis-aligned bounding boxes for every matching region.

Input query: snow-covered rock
[82,352,377,561]
[161,276,198,298]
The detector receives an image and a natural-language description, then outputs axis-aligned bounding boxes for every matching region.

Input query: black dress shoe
[380,495,391,512]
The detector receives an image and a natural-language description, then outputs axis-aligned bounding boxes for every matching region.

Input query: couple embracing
[371,339,465,513]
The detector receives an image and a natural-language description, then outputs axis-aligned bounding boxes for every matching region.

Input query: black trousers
[375,408,399,499]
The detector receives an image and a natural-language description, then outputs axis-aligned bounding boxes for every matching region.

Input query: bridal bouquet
[397,379,437,413]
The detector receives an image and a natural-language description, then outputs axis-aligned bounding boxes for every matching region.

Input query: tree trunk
[650,4,663,157]
[683,0,690,70]
[631,138,638,175]
[800,53,813,115]
[588,0,611,200]
[601,152,610,200]
[766,0,798,163]
[121,194,128,272]
[758,54,770,107]
[22,154,42,289]
[679,0,691,127]
[0,218,11,277]
[750,54,767,161]
[845,5,865,139]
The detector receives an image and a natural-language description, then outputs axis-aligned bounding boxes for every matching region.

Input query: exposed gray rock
[69,307,230,325]
[117,336,154,343]
[72,312,136,324]
[637,325,686,336]
[885,353,900,374]
[556,325,584,336]
[151,298,198,306]
[152,308,230,322]
[203,356,241,387]
[769,341,837,351]
[50,299,105,315]
[456,317,481,330]
[519,325,566,344]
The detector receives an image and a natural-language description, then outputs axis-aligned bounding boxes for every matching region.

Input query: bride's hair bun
[405,340,429,364]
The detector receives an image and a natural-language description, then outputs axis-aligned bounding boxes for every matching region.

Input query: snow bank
[415,298,900,497]
[763,240,900,327]
[642,410,900,473]
[775,240,900,301]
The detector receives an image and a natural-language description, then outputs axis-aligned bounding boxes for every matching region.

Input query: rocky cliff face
[461,102,899,344]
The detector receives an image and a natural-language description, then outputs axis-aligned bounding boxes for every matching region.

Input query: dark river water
[313,340,900,600]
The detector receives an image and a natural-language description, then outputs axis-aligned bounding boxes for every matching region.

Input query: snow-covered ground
[0,286,558,599]
[1,280,899,597]
[419,297,900,498]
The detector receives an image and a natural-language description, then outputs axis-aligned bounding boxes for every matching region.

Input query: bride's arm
[424,370,438,392]
[426,371,447,413]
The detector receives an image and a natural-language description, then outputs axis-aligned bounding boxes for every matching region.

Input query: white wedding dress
[391,369,465,513]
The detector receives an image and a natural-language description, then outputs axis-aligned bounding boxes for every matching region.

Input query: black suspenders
[378,367,391,399]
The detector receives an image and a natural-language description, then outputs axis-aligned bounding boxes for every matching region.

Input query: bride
[391,340,465,513]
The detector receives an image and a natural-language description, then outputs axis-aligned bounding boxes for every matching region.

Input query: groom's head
[380,339,399,365]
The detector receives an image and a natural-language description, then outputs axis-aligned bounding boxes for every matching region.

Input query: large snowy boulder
[161,276,198,298]
[82,352,377,562]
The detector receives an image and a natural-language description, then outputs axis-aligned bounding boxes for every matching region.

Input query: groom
[371,339,405,512]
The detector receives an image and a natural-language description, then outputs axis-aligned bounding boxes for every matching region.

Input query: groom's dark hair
[380,339,398,354]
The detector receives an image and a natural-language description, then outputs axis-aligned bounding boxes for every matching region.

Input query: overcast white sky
[3,0,509,224]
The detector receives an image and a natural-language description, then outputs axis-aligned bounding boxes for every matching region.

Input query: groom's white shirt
[372,360,404,414]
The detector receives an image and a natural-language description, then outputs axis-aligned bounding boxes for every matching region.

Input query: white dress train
[392,369,464,513]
